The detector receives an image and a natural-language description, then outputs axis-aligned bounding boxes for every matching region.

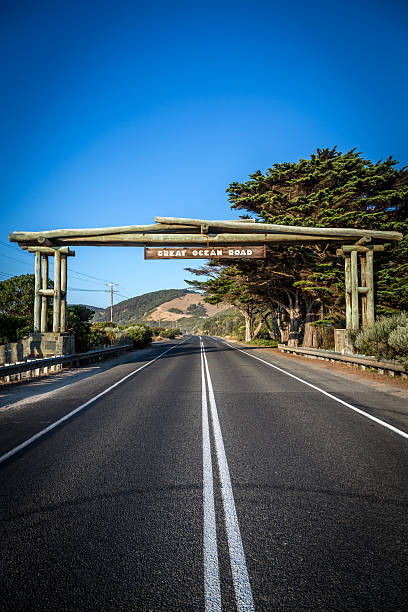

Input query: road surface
[1,335,407,611]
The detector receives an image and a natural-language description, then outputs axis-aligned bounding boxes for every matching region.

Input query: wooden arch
[9,216,402,334]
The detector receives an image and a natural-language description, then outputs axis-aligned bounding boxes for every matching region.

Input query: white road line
[201,341,255,612]
[213,337,408,441]
[0,338,190,465]
[201,342,222,612]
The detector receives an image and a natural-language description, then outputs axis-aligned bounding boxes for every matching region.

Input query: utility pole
[106,283,118,323]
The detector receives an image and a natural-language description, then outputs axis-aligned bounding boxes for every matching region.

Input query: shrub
[150,326,166,337]
[125,324,152,347]
[353,312,408,366]
[66,305,95,352]
[388,325,408,367]
[0,313,32,343]
[160,328,181,339]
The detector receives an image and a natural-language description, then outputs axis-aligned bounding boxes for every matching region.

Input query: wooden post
[34,251,41,332]
[60,255,67,332]
[366,250,375,326]
[345,255,352,329]
[351,250,359,330]
[40,255,49,332]
[360,254,367,328]
[53,251,61,333]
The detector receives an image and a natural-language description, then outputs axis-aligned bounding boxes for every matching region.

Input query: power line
[0,252,33,267]
[0,245,114,287]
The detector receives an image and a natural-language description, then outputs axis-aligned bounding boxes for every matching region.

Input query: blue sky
[1,0,407,307]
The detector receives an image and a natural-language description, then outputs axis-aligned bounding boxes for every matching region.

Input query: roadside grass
[246,338,278,348]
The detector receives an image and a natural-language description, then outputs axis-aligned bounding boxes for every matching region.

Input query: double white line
[200,339,254,612]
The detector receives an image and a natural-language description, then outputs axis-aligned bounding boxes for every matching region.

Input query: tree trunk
[244,312,253,342]
[252,319,263,339]
[302,299,320,347]
[287,291,301,347]
[263,315,276,340]
[287,307,301,346]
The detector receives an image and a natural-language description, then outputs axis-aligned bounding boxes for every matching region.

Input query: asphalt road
[1,335,407,611]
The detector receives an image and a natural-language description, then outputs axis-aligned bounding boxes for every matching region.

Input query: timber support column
[34,251,41,332]
[60,255,67,332]
[344,255,352,329]
[40,254,49,332]
[366,250,375,326]
[360,253,367,328]
[350,250,359,330]
[53,251,61,333]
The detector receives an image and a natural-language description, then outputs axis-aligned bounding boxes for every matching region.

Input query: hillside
[70,304,105,314]
[144,292,227,325]
[92,288,192,325]
[90,288,229,326]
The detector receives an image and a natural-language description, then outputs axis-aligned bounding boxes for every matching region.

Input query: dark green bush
[0,313,32,343]
[354,312,408,366]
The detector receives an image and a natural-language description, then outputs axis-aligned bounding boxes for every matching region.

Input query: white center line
[212,337,408,441]
[0,338,190,465]
[201,340,255,612]
[201,342,222,611]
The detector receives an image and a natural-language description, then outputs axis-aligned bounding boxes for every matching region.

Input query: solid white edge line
[202,342,255,612]
[0,337,190,465]
[212,337,408,441]
[200,340,222,612]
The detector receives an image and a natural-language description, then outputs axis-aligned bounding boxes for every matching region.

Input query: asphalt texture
[1,335,407,611]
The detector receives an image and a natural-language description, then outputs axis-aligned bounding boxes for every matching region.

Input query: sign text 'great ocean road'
[144,246,266,259]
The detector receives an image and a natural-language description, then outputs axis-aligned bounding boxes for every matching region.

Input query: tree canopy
[0,274,36,318]
[188,147,408,345]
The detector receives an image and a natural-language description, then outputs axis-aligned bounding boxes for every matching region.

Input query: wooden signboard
[144,246,266,259]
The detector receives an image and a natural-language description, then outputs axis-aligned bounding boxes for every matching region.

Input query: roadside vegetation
[2,147,406,362]
[187,147,408,349]
[352,312,408,367]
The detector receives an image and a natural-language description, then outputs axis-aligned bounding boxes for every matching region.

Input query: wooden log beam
[155,217,403,241]
[340,245,384,253]
[52,233,347,246]
[8,224,197,242]
[37,236,55,247]
[39,289,54,297]
[355,236,372,245]
[26,246,75,255]
[40,255,49,332]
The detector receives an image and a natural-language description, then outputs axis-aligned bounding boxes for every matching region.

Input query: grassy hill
[92,289,192,325]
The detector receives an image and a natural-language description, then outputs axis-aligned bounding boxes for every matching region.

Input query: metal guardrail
[278,345,407,378]
[0,344,134,382]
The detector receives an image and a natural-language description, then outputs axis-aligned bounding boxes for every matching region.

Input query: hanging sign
[144,246,266,259]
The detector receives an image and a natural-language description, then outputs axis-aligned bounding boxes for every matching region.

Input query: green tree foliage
[202,307,244,337]
[0,274,35,318]
[227,146,408,320]
[186,303,206,316]
[67,305,95,352]
[188,147,407,346]
[0,313,32,343]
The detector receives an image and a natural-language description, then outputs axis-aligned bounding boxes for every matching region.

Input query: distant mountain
[144,292,227,325]
[71,304,105,314]
[92,289,193,325]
